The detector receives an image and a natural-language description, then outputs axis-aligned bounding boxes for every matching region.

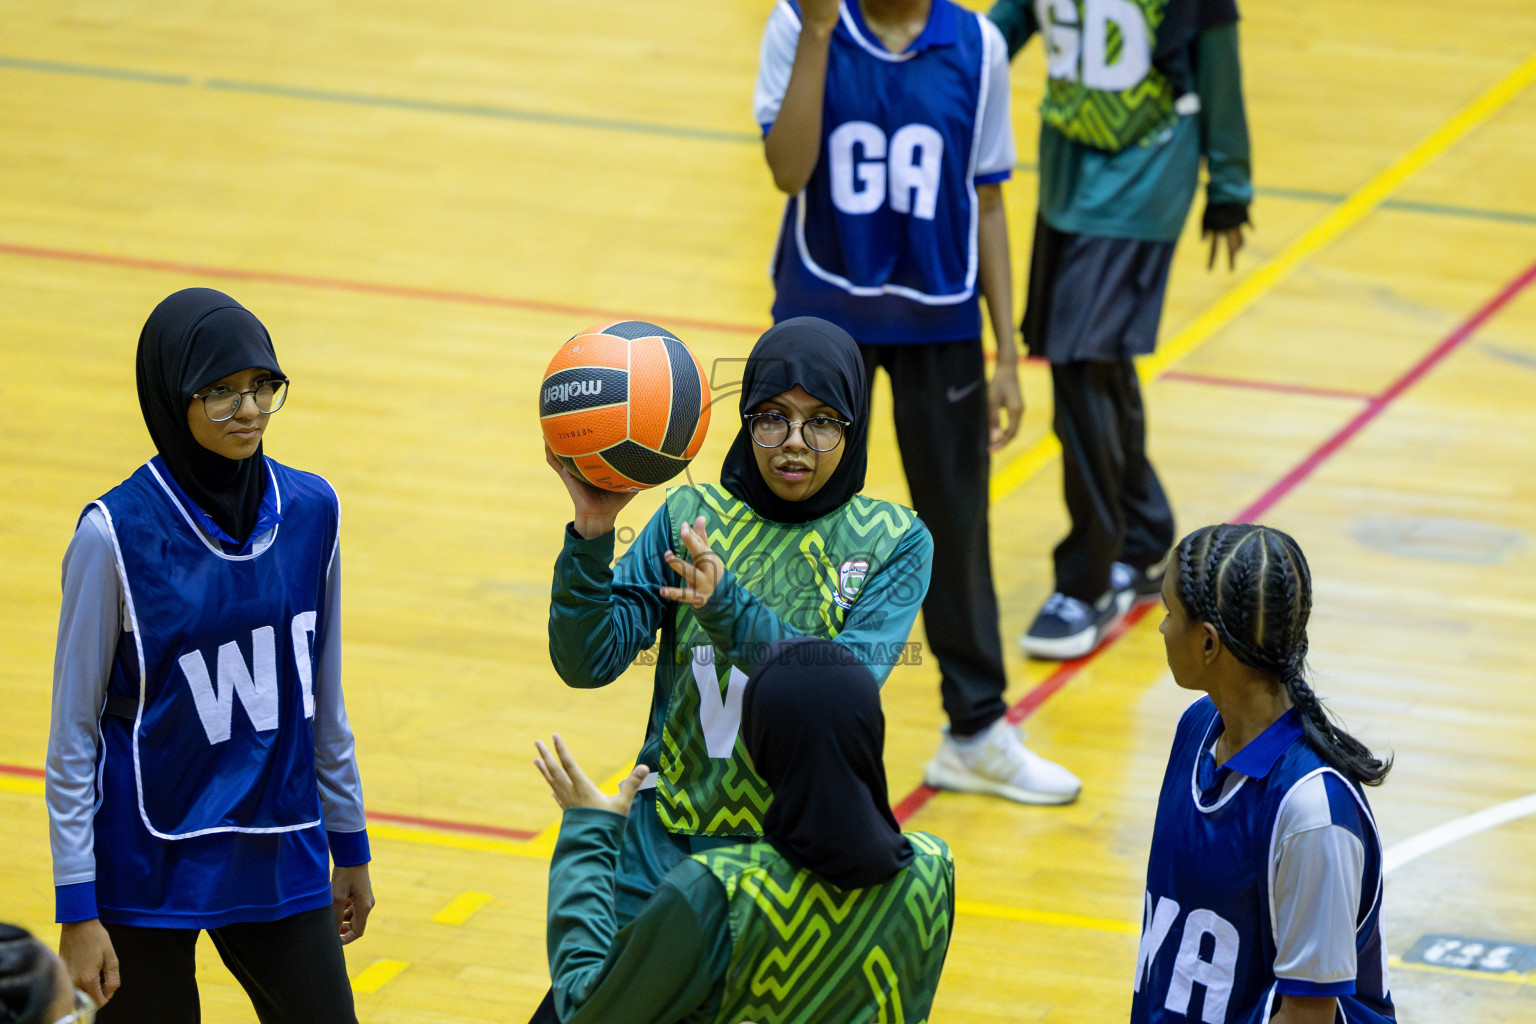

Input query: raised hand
[800,0,843,34]
[545,443,637,539]
[660,516,725,608]
[534,734,649,815]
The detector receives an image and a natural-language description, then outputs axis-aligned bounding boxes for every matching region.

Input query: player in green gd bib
[536,637,955,1024]
[990,0,1253,661]
[544,316,932,932]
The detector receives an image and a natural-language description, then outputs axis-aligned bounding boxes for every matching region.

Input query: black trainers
[1111,559,1166,603]
[1019,588,1131,660]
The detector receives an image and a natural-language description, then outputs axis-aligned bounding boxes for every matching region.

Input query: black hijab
[136,288,283,543]
[742,637,914,890]
[719,317,868,524]
[0,924,52,1024]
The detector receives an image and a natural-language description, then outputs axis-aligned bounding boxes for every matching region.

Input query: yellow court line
[955,898,1138,936]
[990,47,1536,504]
[0,776,44,796]
[351,958,410,995]
[431,890,495,925]
[1388,956,1534,987]
[367,821,552,860]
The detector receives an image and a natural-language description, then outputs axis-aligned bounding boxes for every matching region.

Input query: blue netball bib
[92,457,335,838]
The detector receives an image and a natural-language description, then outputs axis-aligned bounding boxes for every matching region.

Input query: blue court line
[202,78,760,143]
[0,55,189,85]
[7,54,1536,227]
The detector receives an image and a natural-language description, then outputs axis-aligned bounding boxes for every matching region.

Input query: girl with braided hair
[1132,524,1396,1024]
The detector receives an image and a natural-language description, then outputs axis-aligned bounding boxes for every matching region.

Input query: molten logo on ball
[539,321,712,492]
[542,379,604,405]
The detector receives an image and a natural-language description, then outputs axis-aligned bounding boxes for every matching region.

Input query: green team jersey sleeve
[548,807,731,1024]
[548,509,676,688]
[690,519,933,684]
[1195,22,1252,208]
[987,0,1039,58]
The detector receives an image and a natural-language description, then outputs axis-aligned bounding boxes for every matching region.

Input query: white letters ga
[1135,893,1240,1024]
[178,614,318,745]
[828,122,944,221]
[690,648,749,758]
[1037,0,1151,90]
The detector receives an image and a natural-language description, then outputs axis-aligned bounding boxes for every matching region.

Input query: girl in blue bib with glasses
[46,288,372,1023]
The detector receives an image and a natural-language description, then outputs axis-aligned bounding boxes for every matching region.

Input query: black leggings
[99,906,356,1024]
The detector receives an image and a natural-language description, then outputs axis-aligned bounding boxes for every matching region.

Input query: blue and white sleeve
[973,14,1016,184]
[313,539,370,865]
[753,1,802,134]
[1270,772,1368,995]
[47,510,120,922]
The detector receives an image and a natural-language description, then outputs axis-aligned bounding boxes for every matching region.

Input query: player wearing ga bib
[755,0,1015,342]
[1132,698,1395,1024]
[51,455,360,927]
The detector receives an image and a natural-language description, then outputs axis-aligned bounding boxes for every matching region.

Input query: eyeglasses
[744,411,850,452]
[51,988,97,1024]
[193,378,289,422]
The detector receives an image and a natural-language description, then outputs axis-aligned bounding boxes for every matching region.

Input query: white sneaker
[923,719,1082,805]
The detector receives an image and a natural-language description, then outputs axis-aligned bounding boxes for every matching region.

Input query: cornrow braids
[0,923,52,1024]
[1172,524,1393,787]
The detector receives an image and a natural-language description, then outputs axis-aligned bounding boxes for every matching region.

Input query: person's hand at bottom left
[534,733,649,815]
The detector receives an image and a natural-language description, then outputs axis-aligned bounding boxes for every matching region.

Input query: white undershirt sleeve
[312,540,367,835]
[973,15,1017,180]
[753,1,802,131]
[47,510,121,888]
[1272,776,1366,987]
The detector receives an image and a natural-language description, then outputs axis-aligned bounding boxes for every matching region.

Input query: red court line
[0,241,764,337]
[1161,370,1375,402]
[893,256,1536,824]
[0,763,44,780]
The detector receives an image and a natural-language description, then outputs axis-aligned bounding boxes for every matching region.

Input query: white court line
[1383,792,1536,875]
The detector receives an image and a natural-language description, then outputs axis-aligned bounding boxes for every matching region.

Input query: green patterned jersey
[693,832,954,1024]
[657,484,918,837]
[1038,0,1176,151]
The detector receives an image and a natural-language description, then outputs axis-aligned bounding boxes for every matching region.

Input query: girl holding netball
[544,315,933,928]
[46,288,372,1022]
[1135,524,1396,1024]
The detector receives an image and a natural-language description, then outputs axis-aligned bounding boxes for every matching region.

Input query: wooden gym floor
[2,1,1535,1020]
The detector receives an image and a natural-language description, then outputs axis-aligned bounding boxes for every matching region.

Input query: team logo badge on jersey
[838,559,870,605]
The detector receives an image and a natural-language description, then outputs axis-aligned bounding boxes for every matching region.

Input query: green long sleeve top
[989,0,1253,242]
[547,809,957,1024]
[548,808,732,1024]
[548,489,932,839]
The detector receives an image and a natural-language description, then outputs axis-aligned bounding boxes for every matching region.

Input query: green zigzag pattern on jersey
[1040,0,1177,151]
[656,484,916,837]
[696,835,953,1024]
